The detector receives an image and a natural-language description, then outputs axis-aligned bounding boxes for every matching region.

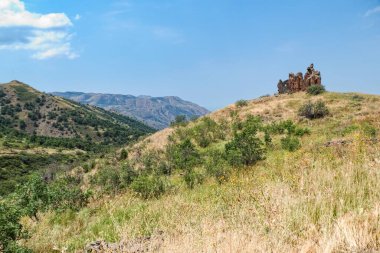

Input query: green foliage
[204,149,231,184]
[0,202,31,253]
[14,175,49,220]
[130,175,167,199]
[235,99,248,107]
[0,152,85,196]
[166,139,200,171]
[192,117,224,148]
[47,176,90,212]
[170,115,188,127]
[281,135,301,152]
[92,164,137,194]
[225,116,265,166]
[119,149,128,160]
[307,85,326,95]
[266,120,310,136]
[298,100,329,119]
[362,122,377,138]
[184,169,205,189]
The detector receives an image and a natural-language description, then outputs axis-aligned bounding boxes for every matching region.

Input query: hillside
[3,91,380,252]
[0,81,154,144]
[51,91,210,129]
[0,80,154,196]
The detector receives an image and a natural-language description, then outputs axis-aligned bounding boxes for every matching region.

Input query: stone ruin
[277,64,322,94]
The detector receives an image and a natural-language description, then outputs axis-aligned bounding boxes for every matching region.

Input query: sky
[0,0,380,110]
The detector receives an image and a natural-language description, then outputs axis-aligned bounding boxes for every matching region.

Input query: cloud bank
[0,0,77,59]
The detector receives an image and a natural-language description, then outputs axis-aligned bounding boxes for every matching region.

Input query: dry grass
[22,92,380,252]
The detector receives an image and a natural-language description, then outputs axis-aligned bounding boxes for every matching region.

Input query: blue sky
[0,0,380,110]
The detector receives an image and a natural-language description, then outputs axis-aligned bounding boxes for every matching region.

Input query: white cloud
[74,14,81,21]
[0,0,71,28]
[0,0,77,59]
[365,6,380,17]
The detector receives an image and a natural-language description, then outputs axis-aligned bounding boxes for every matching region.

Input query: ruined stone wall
[278,64,322,94]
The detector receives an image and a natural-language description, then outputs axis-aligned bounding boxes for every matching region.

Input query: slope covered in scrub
[8,91,380,252]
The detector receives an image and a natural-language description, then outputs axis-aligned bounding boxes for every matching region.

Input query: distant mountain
[51,91,210,129]
[0,81,154,148]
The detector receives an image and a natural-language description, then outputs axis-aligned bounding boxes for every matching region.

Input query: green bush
[119,148,128,160]
[225,116,265,166]
[298,100,329,119]
[130,175,167,199]
[166,139,200,171]
[362,123,377,138]
[48,176,90,212]
[14,175,49,220]
[192,117,223,147]
[307,85,326,95]
[204,150,231,184]
[235,99,248,108]
[184,169,205,189]
[170,115,188,127]
[0,202,31,253]
[281,136,301,152]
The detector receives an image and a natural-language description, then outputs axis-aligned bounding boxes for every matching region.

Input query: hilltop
[3,90,380,252]
[51,91,210,129]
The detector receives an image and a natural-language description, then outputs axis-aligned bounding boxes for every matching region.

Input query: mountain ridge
[51,91,210,129]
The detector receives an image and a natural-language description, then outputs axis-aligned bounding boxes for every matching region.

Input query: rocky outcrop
[278,64,322,94]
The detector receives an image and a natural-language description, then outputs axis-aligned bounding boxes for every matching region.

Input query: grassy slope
[23,92,380,252]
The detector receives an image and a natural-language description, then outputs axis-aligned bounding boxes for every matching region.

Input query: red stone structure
[278,64,322,94]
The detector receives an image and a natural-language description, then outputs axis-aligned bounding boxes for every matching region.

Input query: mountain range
[51,91,210,129]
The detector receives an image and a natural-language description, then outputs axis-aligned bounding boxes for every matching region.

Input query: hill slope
[9,91,380,252]
[51,91,210,129]
[0,81,154,145]
[0,80,155,196]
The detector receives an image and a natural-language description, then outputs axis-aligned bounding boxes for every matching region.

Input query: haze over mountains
[51,92,210,129]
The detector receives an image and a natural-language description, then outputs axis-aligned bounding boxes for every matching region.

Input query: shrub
[192,117,223,148]
[48,178,90,212]
[235,99,248,107]
[170,115,188,127]
[281,136,301,152]
[307,85,326,95]
[14,175,49,220]
[93,167,123,194]
[204,150,231,184]
[0,202,31,253]
[298,100,329,119]
[362,123,377,138]
[166,139,200,171]
[184,169,205,189]
[119,148,128,160]
[225,116,265,166]
[130,175,167,199]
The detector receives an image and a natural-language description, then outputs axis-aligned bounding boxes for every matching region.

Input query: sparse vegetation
[235,99,248,107]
